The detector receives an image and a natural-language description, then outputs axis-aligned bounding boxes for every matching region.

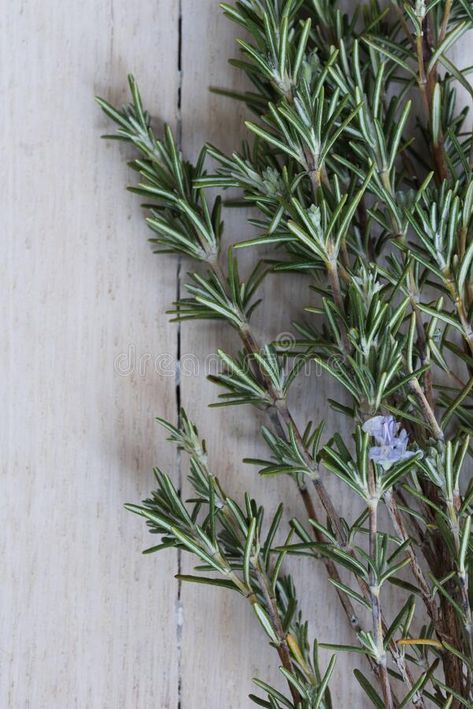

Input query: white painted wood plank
[178,2,367,706]
[178,5,472,708]
[1,2,180,707]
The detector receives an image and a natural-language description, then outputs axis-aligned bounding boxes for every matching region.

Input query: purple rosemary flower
[362,415,417,471]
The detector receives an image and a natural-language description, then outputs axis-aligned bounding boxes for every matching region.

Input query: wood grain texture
[2,2,180,707]
[2,1,471,707]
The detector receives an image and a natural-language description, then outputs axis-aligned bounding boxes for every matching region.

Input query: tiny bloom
[362,415,418,471]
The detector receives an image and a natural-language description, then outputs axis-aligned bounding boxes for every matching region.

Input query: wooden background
[2,2,471,707]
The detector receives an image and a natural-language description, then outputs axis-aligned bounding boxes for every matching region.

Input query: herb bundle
[97,1,473,706]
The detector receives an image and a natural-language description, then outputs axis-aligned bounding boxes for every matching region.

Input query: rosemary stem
[384,490,437,622]
[326,260,350,354]
[409,377,444,441]
[368,493,394,709]
[253,563,301,704]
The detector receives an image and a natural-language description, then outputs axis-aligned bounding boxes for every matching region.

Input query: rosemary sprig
[98,1,473,706]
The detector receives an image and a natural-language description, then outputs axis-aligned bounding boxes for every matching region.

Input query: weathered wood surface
[2,2,471,707]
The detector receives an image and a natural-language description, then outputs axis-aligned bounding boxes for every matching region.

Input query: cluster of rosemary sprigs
[97,1,473,706]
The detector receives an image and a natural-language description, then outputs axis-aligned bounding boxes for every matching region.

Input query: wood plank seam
[175,2,184,708]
